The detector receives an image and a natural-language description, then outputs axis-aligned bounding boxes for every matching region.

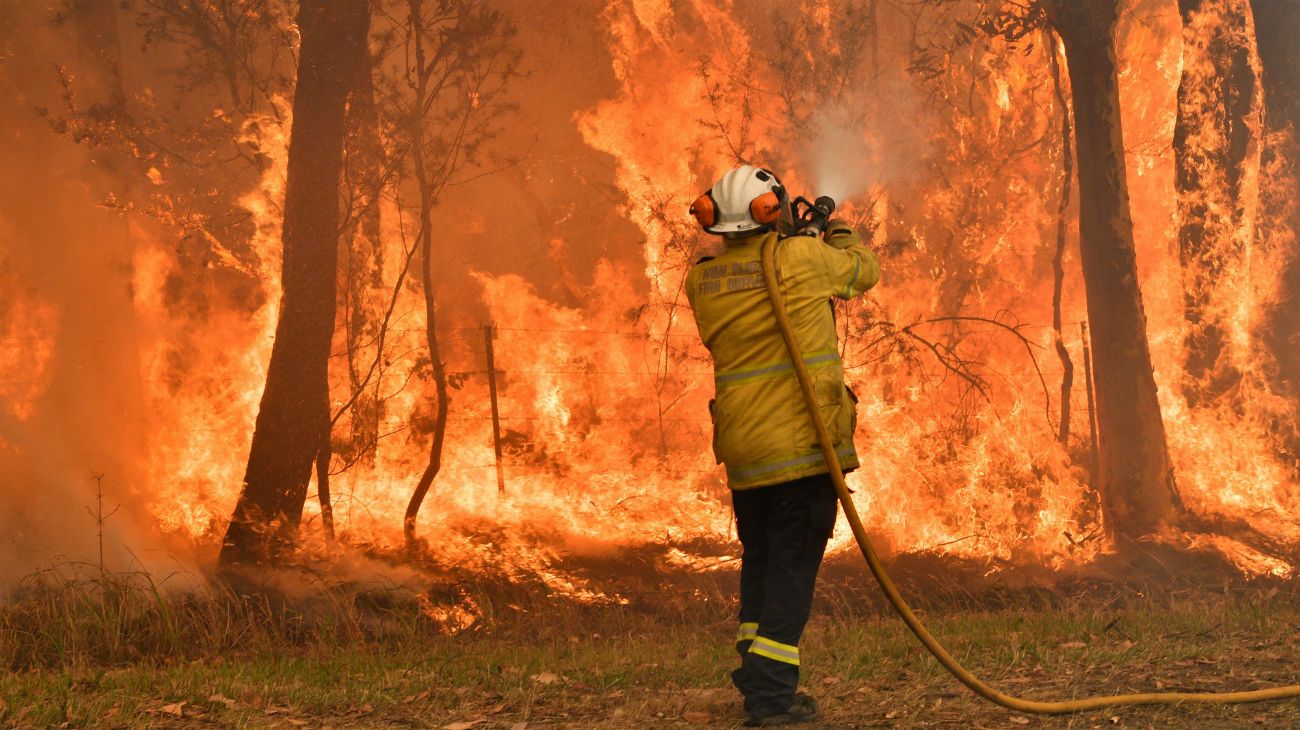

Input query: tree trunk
[392,0,516,548]
[403,192,450,553]
[1042,0,1185,540]
[220,0,370,566]
[1174,0,1262,404]
[1047,29,1076,446]
[401,0,455,552]
[315,406,335,543]
[1250,0,1300,475]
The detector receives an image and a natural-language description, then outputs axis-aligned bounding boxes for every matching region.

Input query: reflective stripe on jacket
[686,224,880,490]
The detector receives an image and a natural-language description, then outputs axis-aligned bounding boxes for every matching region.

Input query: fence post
[484,323,506,496]
[1080,321,1100,484]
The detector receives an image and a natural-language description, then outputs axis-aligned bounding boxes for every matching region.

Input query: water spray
[760,209,1300,715]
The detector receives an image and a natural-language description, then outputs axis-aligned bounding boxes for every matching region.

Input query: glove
[823,219,863,249]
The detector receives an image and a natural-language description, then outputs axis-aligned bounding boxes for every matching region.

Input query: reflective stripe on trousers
[749,635,800,666]
[737,622,759,644]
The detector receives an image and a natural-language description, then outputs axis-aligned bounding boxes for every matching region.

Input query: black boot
[744,691,819,727]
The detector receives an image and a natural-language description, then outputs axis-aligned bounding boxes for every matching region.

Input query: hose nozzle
[793,195,837,237]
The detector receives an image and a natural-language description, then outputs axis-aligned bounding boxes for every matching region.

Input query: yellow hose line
[759,236,1300,714]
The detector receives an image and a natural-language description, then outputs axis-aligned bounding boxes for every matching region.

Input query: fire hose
[759,205,1300,714]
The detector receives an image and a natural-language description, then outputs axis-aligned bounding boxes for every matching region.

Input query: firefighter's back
[686,228,876,489]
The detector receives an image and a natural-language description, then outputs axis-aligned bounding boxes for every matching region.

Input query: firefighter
[685,165,880,727]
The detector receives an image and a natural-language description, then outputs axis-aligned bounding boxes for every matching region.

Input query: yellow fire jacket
[686,223,880,490]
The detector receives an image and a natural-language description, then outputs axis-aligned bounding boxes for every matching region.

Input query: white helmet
[689,165,786,235]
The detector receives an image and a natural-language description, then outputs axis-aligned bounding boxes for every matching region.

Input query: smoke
[0,4,196,587]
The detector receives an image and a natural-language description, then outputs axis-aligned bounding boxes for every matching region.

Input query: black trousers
[730,473,839,717]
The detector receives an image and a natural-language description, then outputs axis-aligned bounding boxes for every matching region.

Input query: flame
[134,99,291,536]
[0,296,58,424]
[1,0,1298,590]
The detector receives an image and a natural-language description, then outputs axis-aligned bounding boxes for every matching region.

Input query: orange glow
[1,0,1297,587]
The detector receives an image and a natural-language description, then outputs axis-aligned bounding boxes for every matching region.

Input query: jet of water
[806,112,875,203]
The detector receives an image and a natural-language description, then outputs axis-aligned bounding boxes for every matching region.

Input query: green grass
[4,567,1300,728]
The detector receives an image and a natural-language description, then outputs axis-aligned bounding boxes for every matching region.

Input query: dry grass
[3,562,1300,728]
[0,565,423,670]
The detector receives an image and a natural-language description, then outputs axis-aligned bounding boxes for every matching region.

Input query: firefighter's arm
[818,220,881,299]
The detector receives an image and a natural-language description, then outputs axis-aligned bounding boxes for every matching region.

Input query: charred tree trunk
[1250,0,1300,475]
[1174,0,1261,404]
[402,0,453,552]
[391,0,515,548]
[1042,0,1185,540]
[403,187,450,552]
[315,406,335,543]
[220,0,370,566]
[1047,29,1075,446]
